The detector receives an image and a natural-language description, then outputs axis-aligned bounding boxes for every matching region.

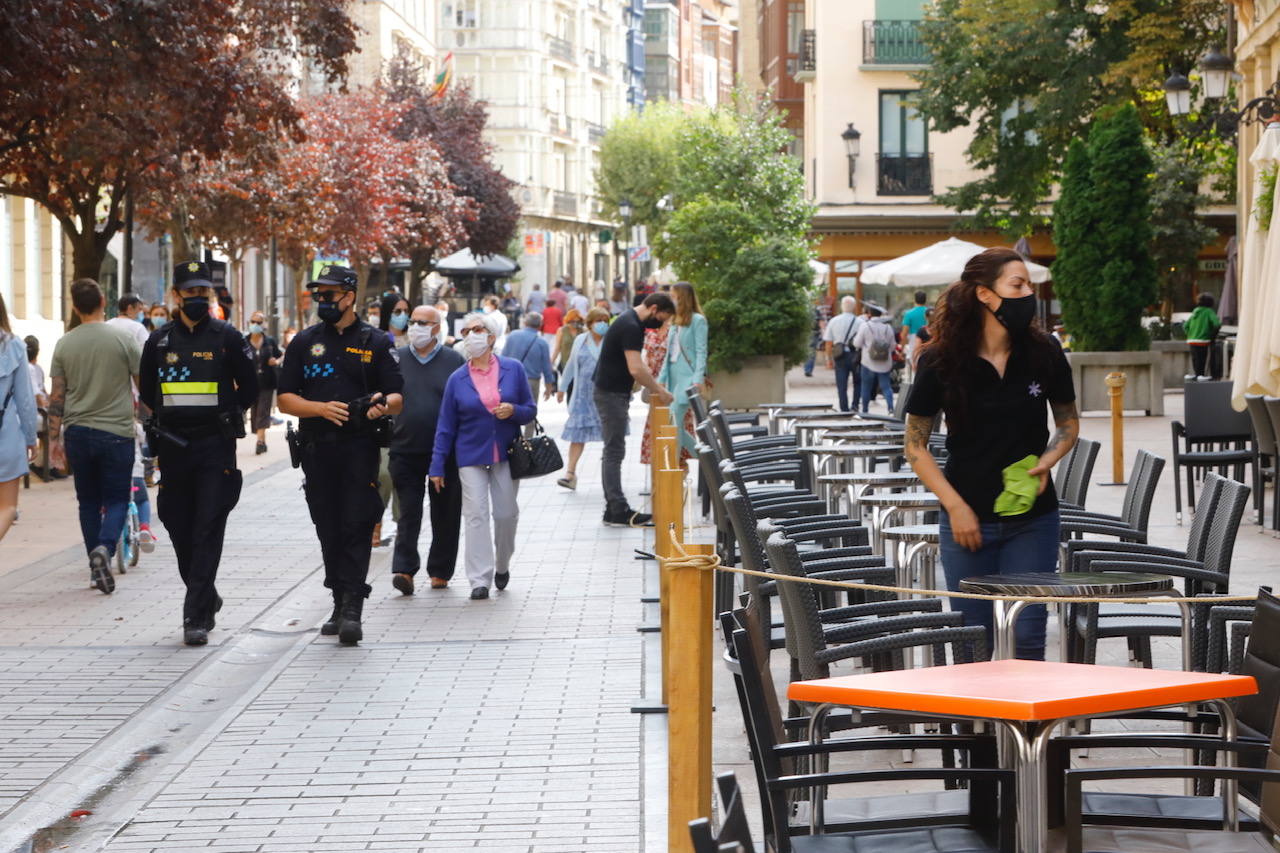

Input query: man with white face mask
[387,306,465,594]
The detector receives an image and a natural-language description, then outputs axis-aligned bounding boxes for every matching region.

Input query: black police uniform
[277,266,403,633]
[138,261,257,640]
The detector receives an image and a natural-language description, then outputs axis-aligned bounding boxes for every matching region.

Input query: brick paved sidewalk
[0,400,660,852]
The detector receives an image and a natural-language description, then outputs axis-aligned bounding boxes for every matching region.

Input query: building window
[786,1,805,54]
[878,90,931,195]
[443,1,477,28]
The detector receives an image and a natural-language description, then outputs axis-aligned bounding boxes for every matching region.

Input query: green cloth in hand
[995,455,1041,517]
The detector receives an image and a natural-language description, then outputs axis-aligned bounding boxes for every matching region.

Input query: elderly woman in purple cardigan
[429,311,536,600]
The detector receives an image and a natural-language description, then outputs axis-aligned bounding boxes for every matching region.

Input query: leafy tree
[1148,141,1217,320]
[388,54,519,302]
[0,0,357,285]
[915,0,1225,235]
[595,100,684,234]
[1051,105,1156,351]
[702,238,812,373]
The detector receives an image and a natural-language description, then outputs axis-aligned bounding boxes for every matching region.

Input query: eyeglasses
[409,319,439,328]
[461,326,488,335]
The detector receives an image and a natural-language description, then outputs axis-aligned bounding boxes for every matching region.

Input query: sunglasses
[461,326,489,335]
[409,319,439,328]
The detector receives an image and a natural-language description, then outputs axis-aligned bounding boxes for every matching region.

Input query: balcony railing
[548,35,575,63]
[587,50,610,74]
[586,121,606,145]
[795,29,816,82]
[548,113,573,137]
[862,20,929,66]
[553,191,578,217]
[876,154,933,196]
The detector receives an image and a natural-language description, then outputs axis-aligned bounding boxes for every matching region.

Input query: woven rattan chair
[1056,437,1101,511]
[1058,449,1165,544]
[1243,395,1276,527]
[1172,380,1259,524]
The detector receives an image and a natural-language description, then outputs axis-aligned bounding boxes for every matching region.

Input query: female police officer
[277,265,403,646]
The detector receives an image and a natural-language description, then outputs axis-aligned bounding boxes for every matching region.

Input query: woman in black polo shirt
[903,247,1078,660]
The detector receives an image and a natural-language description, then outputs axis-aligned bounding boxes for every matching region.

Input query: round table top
[958,571,1175,597]
[882,523,941,542]
[818,472,920,484]
[797,420,871,432]
[828,430,905,443]
[799,443,904,456]
[859,490,940,508]
[758,402,833,411]
[783,410,855,422]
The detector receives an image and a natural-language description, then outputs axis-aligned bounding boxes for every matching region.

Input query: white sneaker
[138,527,156,553]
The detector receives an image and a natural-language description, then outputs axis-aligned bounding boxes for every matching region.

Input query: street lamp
[841,122,861,189]
[618,198,632,289]
[1201,48,1234,100]
[1164,71,1192,117]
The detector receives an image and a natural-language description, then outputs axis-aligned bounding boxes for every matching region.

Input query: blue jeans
[64,425,135,556]
[833,351,860,412]
[939,508,1060,660]
[859,366,893,414]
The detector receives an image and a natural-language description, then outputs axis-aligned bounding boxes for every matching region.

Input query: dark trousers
[156,435,241,624]
[594,388,632,515]
[859,365,894,413]
[390,450,462,579]
[301,435,382,600]
[833,350,861,412]
[64,425,134,556]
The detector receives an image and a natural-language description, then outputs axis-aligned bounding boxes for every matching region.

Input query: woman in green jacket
[657,282,708,456]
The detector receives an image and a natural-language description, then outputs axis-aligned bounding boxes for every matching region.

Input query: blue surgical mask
[248,323,264,335]
[151,316,168,328]
[592,321,610,336]
[134,313,146,324]
[390,312,409,331]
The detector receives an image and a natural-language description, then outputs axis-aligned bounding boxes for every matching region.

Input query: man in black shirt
[277,265,404,646]
[139,261,258,646]
[593,292,676,526]
[388,305,465,594]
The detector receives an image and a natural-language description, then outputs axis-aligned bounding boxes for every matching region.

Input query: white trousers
[458,462,520,590]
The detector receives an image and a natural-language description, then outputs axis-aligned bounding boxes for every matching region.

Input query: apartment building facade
[644,1,737,109]
[443,0,646,293]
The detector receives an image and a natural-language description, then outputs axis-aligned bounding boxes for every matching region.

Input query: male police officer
[139,261,257,646]
[277,265,403,646]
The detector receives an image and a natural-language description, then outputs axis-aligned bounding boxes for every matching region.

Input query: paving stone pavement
[1,397,659,852]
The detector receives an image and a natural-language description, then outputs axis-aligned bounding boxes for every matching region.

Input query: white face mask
[407,324,437,351]
[464,331,490,359]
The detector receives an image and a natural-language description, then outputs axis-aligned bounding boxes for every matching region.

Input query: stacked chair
[1058,449,1165,545]
[1063,473,1251,670]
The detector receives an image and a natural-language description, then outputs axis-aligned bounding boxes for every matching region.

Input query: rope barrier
[664,532,1258,606]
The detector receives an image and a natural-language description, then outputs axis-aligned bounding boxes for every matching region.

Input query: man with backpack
[822,296,864,412]
[853,303,897,414]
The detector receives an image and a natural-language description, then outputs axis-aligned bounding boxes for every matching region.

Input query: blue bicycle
[115,492,141,574]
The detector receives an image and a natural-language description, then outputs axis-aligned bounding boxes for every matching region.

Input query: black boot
[338,595,363,646]
[321,590,342,636]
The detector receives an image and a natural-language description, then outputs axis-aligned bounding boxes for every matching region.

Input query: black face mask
[991,293,1036,336]
[180,297,209,324]
[316,297,346,325]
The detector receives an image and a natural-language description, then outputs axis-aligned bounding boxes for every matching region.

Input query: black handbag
[506,420,563,480]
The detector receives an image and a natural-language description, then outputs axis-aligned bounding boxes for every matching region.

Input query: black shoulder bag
[507,419,563,480]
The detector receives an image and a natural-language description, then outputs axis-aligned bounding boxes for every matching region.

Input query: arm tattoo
[1045,400,1079,456]
[47,377,65,420]
[903,413,933,468]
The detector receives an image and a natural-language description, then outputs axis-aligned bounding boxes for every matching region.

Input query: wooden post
[653,423,682,706]
[666,540,715,853]
[1105,372,1126,483]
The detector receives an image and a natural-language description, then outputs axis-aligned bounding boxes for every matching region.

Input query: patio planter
[1066,350,1163,416]
[706,355,787,410]
[1150,340,1192,389]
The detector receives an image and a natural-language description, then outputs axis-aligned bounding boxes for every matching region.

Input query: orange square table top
[788,660,1257,722]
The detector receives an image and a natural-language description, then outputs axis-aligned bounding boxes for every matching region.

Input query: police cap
[307,264,359,291]
[174,260,213,289]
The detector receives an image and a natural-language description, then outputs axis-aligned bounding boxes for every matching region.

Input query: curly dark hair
[919,246,1056,430]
